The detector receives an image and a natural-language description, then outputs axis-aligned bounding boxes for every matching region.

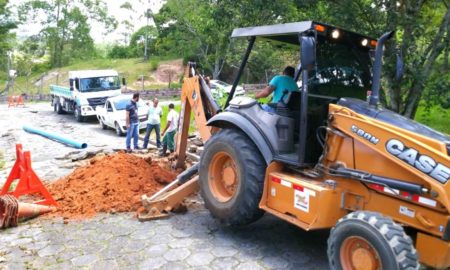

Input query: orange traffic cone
[17,202,55,220]
[16,95,25,107]
[7,96,15,107]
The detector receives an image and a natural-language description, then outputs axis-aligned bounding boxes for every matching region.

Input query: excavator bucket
[138,164,199,221]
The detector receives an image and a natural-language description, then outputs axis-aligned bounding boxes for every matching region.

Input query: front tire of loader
[327,211,419,270]
[199,128,266,226]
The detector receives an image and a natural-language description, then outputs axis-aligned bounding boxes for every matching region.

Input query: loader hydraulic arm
[138,62,221,221]
[174,62,220,169]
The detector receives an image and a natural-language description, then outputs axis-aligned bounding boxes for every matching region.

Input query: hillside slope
[9,58,184,94]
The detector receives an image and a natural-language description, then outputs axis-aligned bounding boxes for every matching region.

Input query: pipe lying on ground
[23,125,88,149]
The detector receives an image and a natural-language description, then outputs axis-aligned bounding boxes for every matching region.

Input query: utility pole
[144,8,152,61]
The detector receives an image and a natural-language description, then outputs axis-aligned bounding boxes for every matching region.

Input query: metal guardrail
[0,88,182,104]
[122,89,181,99]
[0,84,266,104]
[242,84,266,92]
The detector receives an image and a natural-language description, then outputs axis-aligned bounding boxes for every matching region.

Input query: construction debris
[0,195,18,229]
[46,152,177,220]
[0,195,54,229]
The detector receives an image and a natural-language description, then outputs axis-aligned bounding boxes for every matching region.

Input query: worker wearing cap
[143,98,163,149]
[256,66,298,113]
[159,103,179,156]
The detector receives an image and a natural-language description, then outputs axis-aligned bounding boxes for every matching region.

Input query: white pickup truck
[50,70,124,122]
[96,95,149,136]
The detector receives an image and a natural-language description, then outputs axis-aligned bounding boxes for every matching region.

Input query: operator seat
[275,91,302,142]
[275,90,302,117]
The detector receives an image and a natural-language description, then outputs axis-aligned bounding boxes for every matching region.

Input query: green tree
[294,0,450,118]
[18,0,117,68]
[129,25,157,58]
[0,0,15,55]
[0,0,16,94]
[119,1,135,44]
[154,0,298,79]
[108,45,129,59]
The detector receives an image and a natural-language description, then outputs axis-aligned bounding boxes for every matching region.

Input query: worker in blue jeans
[143,98,163,149]
[125,93,140,152]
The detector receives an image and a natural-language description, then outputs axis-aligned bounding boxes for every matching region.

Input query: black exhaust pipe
[369,31,394,106]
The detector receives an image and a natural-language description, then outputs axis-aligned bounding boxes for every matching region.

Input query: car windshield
[114,99,144,110]
[79,76,121,92]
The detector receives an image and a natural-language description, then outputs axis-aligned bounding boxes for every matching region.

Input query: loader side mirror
[69,79,74,91]
[395,51,404,81]
[300,35,316,71]
[122,78,127,86]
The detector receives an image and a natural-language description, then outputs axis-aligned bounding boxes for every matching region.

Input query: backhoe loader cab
[215,21,377,167]
[198,21,450,269]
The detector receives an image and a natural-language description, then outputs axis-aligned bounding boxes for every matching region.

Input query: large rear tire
[54,99,64,114]
[328,211,419,270]
[199,128,266,226]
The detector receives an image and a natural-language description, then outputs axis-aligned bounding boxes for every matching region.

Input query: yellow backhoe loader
[140,21,450,269]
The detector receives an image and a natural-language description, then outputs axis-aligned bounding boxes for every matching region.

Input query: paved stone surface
[0,104,330,269]
[0,210,329,269]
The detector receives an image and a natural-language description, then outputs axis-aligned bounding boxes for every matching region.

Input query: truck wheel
[199,128,266,226]
[55,100,64,114]
[74,107,84,122]
[115,122,124,136]
[328,211,419,270]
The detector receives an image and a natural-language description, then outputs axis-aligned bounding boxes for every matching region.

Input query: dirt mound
[47,152,177,220]
[155,59,184,83]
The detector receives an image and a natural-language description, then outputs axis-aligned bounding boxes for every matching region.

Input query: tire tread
[328,211,419,270]
[200,128,266,226]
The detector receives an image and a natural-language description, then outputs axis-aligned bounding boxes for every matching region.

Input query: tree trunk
[52,1,61,68]
[212,44,227,79]
[213,56,221,79]
[403,7,450,118]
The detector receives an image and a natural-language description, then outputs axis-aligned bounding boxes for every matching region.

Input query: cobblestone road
[1,207,329,270]
[0,103,330,269]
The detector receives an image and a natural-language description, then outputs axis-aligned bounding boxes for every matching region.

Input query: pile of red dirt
[47,152,177,220]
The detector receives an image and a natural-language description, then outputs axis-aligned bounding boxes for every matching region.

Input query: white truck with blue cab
[50,70,124,122]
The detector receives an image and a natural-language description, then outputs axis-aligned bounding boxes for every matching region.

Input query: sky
[13,0,165,44]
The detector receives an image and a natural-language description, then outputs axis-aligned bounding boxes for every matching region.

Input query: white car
[96,95,148,136]
[209,80,245,98]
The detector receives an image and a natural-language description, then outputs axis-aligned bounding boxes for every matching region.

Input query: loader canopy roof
[231,21,377,48]
[232,21,377,101]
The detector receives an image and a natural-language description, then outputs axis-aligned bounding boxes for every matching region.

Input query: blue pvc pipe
[23,125,88,149]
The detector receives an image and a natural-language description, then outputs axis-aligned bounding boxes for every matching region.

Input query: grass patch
[140,103,196,139]
[415,104,450,134]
